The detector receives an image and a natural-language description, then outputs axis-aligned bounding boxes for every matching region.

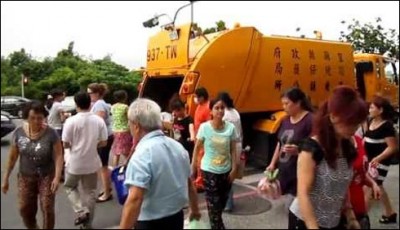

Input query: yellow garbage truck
[138,4,399,166]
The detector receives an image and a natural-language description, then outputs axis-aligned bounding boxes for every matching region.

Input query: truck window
[385,61,399,85]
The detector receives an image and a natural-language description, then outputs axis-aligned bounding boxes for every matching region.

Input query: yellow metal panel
[190,27,256,102]
[240,36,354,113]
[253,111,288,134]
[146,24,192,76]
[189,28,354,113]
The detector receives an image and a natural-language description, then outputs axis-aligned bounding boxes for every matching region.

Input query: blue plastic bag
[111,166,129,205]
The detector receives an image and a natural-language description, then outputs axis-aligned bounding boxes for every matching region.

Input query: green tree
[340,18,399,58]
[216,20,226,31]
[1,42,142,102]
[37,67,80,96]
[202,20,227,35]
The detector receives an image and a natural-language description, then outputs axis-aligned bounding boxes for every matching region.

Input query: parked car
[1,111,16,138]
[1,96,31,118]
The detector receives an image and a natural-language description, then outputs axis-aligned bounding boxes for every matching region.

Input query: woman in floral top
[111,90,132,167]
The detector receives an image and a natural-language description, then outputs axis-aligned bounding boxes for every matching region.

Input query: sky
[1,1,399,69]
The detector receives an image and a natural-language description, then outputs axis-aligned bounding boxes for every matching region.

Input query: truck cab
[354,54,399,109]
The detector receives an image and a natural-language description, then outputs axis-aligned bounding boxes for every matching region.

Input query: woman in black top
[364,95,398,224]
[2,101,63,229]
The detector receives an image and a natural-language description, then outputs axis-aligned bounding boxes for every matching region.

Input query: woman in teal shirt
[191,96,238,229]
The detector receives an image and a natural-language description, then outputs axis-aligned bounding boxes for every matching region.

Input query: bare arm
[230,140,238,172]
[191,139,204,177]
[364,170,382,200]
[3,145,19,181]
[364,171,375,188]
[297,151,319,229]
[59,110,68,123]
[119,186,145,229]
[267,142,281,170]
[189,123,195,141]
[53,140,64,180]
[373,136,398,163]
[98,140,107,148]
[96,110,107,120]
[342,191,360,228]
[188,178,200,220]
[2,145,19,194]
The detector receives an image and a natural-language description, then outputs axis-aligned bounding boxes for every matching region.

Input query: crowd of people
[1,82,398,229]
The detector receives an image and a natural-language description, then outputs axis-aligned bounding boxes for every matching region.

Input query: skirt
[111,131,132,156]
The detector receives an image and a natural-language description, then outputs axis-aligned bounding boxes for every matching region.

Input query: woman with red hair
[289,86,368,229]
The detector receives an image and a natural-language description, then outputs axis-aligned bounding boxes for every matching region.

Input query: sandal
[379,213,397,224]
[97,189,112,198]
[74,212,90,226]
[96,194,113,203]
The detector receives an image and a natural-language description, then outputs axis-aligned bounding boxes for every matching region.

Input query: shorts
[98,135,114,166]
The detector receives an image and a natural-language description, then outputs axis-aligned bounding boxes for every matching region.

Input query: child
[170,99,195,162]
[110,90,132,167]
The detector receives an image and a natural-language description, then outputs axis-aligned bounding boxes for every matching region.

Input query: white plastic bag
[184,215,211,229]
[257,169,282,200]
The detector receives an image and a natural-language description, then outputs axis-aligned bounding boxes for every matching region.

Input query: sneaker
[75,212,90,226]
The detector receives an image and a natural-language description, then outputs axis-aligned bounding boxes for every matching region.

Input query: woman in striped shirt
[364,95,398,224]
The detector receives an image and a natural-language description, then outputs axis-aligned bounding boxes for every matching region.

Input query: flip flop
[97,189,112,198]
[96,194,113,203]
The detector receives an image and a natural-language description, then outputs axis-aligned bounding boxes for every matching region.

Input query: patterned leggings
[202,170,232,230]
[18,174,55,229]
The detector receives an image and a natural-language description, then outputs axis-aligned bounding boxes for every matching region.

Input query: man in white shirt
[62,92,108,229]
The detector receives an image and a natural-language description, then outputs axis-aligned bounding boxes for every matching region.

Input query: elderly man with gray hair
[119,98,201,229]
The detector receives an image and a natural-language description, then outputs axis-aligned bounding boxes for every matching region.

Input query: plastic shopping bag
[257,169,282,200]
[186,218,211,229]
[111,166,129,205]
[184,213,211,230]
